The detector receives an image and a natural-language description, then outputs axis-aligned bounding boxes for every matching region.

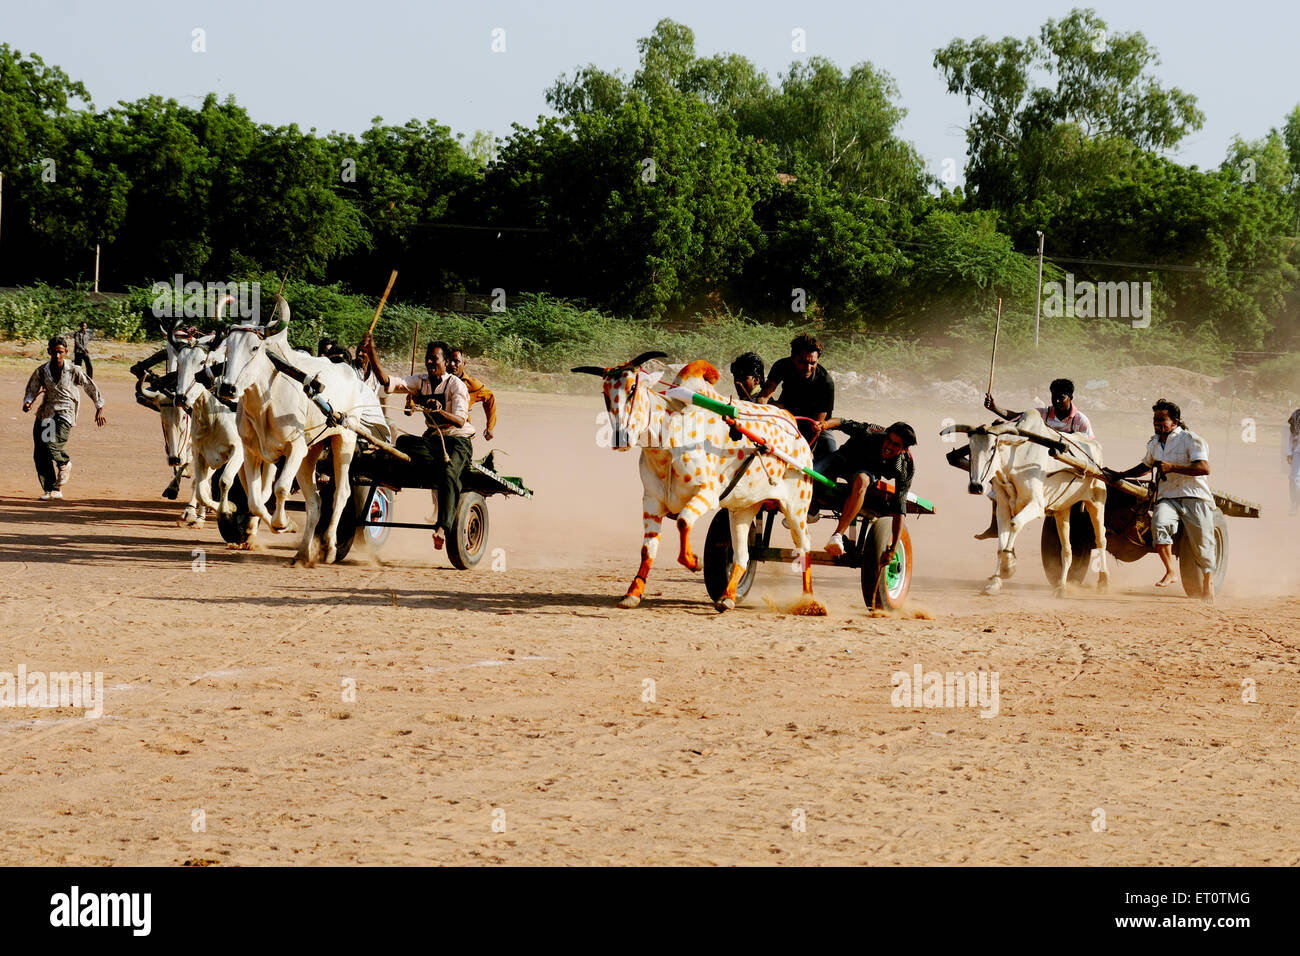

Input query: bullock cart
[701,477,937,612]
[944,435,1260,598]
[214,447,531,568]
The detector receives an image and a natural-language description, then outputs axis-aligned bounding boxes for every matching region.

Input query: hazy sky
[6,0,1298,181]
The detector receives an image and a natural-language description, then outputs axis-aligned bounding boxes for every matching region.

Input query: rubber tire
[214,463,253,546]
[863,520,912,610]
[448,491,490,570]
[1040,502,1094,586]
[314,476,358,563]
[1179,507,1229,598]
[703,510,761,605]
[360,487,394,551]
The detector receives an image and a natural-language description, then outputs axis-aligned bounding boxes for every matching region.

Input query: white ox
[172,332,244,528]
[943,411,1109,597]
[218,298,389,565]
[575,354,820,612]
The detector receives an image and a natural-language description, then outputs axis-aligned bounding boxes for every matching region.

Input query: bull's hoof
[271,522,297,535]
[161,485,180,501]
[715,596,736,612]
[1097,573,1110,594]
[325,545,338,564]
[980,580,1002,596]
[229,541,255,551]
[677,555,700,572]
[617,594,642,609]
[1052,585,1067,599]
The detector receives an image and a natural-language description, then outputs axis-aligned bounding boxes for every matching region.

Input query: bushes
[1255,352,1300,399]
[0,284,147,342]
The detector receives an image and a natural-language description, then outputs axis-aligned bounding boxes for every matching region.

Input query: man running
[72,322,95,379]
[1287,409,1300,517]
[973,377,1095,539]
[22,335,107,499]
[1104,399,1216,601]
[816,419,917,566]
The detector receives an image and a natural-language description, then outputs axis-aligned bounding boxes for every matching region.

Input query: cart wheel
[1040,502,1094,586]
[214,463,253,545]
[360,487,394,551]
[1178,507,1229,598]
[448,492,490,570]
[703,510,761,605]
[862,521,912,610]
[314,477,358,563]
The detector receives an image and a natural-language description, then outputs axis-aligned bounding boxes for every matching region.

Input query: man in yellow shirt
[450,348,497,442]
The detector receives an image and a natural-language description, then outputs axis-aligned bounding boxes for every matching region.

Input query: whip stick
[366,270,398,338]
[988,297,1002,396]
[404,321,419,416]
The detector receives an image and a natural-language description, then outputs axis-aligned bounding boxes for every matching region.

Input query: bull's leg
[217,437,245,517]
[291,443,327,567]
[270,445,307,534]
[620,505,664,609]
[675,492,715,572]
[180,455,208,527]
[1085,497,1109,593]
[984,492,1014,594]
[231,455,269,550]
[779,491,825,615]
[716,503,761,612]
[1052,509,1072,599]
[321,434,356,565]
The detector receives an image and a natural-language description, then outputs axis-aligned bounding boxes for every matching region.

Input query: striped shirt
[386,372,475,439]
[24,360,104,426]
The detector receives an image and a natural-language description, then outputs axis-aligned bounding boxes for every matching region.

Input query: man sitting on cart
[754,333,837,470]
[362,333,474,550]
[972,377,1095,539]
[814,419,917,566]
[1103,398,1215,601]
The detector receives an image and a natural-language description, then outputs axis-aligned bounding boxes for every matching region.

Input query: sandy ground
[0,357,1297,866]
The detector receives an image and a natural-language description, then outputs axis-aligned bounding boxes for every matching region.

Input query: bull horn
[1008,428,1067,453]
[622,351,667,368]
[940,424,972,435]
[570,365,607,376]
[197,333,216,347]
[212,294,235,323]
[264,295,291,336]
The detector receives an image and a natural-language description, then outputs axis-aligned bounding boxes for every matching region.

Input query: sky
[5,0,1298,182]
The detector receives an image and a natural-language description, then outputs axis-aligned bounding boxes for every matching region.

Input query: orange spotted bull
[574,353,820,612]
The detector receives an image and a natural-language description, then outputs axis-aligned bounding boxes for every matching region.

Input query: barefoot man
[1105,399,1216,601]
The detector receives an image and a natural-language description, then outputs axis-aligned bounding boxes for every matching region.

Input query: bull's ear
[571,366,606,376]
[197,333,216,347]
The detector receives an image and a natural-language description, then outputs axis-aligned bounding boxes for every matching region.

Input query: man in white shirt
[362,334,474,550]
[1106,399,1216,601]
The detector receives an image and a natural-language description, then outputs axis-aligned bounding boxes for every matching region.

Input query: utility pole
[0,171,5,250]
[93,242,100,293]
[1034,230,1045,349]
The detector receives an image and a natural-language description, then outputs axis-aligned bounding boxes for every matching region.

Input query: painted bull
[575,354,820,612]
[943,411,1108,597]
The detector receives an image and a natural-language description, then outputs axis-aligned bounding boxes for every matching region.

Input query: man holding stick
[362,333,473,550]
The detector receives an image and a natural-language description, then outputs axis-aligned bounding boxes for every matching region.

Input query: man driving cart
[815,419,918,565]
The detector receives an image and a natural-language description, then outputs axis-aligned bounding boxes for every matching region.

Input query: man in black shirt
[817,419,917,564]
[756,333,835,451]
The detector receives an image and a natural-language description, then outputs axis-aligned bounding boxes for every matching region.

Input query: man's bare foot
[1154,573,1177,588]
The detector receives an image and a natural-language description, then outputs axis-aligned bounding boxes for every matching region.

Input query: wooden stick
[366,270,398,337]
[987,297,1002,396]
[404,321,419,416]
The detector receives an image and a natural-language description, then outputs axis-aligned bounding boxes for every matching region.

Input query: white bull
[218,298,388,565]
[944,411,1108,597]
[172,333,244,528]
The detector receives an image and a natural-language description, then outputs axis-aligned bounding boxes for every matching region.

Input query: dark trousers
[33,416,72,492]
[394,432,473,533]
[74,351,93,379]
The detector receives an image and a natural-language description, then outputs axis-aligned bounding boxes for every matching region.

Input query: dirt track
[1,361,1297,865]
